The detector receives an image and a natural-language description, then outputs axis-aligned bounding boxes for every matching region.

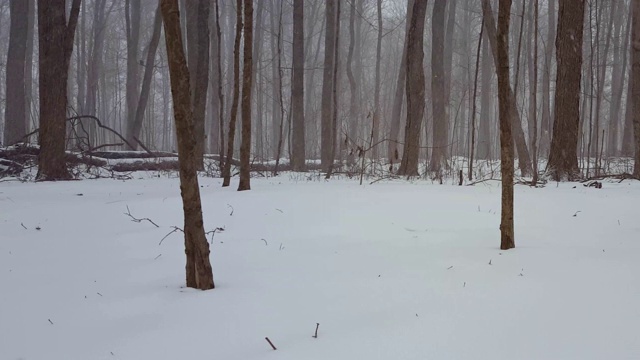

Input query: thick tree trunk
[478,30,492,160]
[540,0,556,157]
[36,0,81,180]
[222,0,243,187]
[238,0,253,191]
[547,0,586,181]
[429,0,448,174]
[398,0,428,177]
[291,0,306,171]
[4,0,28,146]
[209,0,224,158]
[497,0,514,250]
[607,2,627,156]
[160,0,215,291]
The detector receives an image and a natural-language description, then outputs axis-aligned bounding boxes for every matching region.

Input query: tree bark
[291,0,306,171]
[160,0,215,290]
[4,0,29,146]
[371,0,383,161]
[478,29,492,160]
[540,0,556,157]
[547,0,586,181]
[632,0,640,177]
[497,0,514,250]
[429,0,448,173]
[321,0,337,172]
[238,0,253,191]
[36,0,81,180]
[398,0,428,177]
[222,0,243,187]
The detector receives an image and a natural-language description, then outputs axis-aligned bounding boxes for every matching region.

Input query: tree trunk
[478,29,492,160]
[632,0,640,177]
[222,0,243,187]
[398,0,428,177]
[321,0,337,172]
[4,0,28,146]
[127,6,163,150]
[125,0,141,148]
[238,0,253,191]
[607,2,627,156]
[36,0,81,180]
[547,0,586,181]
[371,0,383,161]
[481,0,533,176]
[429,0,448,174]
[291,0,306,171]
[497,0,514,250]
[540,0,556,157]
[160,0,215,291]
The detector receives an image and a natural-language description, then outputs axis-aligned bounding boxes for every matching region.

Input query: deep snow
[1,175,639,359]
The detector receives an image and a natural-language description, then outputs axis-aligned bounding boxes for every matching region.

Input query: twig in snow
[97,292,103,297]
[260,238,268,246]
[573,211,581,217]
[227,204,234,216]
[447,266,453,270]
[206,227,225,244]
[313,323,320,338]
[124,205,159,227]
[154,254,162,260]
[265,337,277,350]
[488,259,492,265]
[275,208,283,213]
[159,226,184,245]
[20,223,27,229]
[48,319,54,325]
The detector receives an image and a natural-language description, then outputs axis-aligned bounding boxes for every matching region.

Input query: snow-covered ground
[1,175,639,360]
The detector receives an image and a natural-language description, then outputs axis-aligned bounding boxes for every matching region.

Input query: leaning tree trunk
[36,0,81,180]
[4,0,28,146]
[398,0,428,177]
[497,0,514,250]
[547,0,586,181]
[237,0,253,191]
[291,0,306,171]
[160,0,214,290]
[481,0,533,177]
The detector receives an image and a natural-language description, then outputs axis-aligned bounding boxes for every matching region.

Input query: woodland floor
[1,174,639,359]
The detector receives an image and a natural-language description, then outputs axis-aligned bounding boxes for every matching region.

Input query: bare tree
[321,0,337,172]
[547,0,586,181]
[291,0,306,171]
[160,0,214,290]
[238,0,253,191]
[398,0,428,177]
[497,0,514,250]
[3,0,28,145]
[124,0,141,147]
[36,0,81,180]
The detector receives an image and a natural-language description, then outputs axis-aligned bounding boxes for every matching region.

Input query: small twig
[313,323,320,338]
[265,337,277,350]
[227,204,234,216]
[124,205,159,227]
[159,226,184,245]
[20,223,27,229]
[205,227,225,243]
[261,238,268,246]
[154,254,162,260]
[275,208,283,213]
[96,292,103,297]
[573,211,581,217]
[48,319,54,325]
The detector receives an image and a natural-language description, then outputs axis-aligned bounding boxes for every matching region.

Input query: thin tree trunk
[321,0,337,172]
[222,0,243,187]
[371,0,383,161]
[291,0,306,170]
[632,0,640,177]
[125,0,141,148]
[478,29,492,160]
[469,18,484,180]
[429,0,448,174]
[238,0,253,191]
[160,0,215,290]
[127,6,163,150]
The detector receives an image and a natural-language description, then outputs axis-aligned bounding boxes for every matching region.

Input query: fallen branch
[265,337,277,350]
[124,206,160,227]
[159,226,184,245]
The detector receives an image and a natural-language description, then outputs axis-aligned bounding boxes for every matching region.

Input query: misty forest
[2,0,640,359]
